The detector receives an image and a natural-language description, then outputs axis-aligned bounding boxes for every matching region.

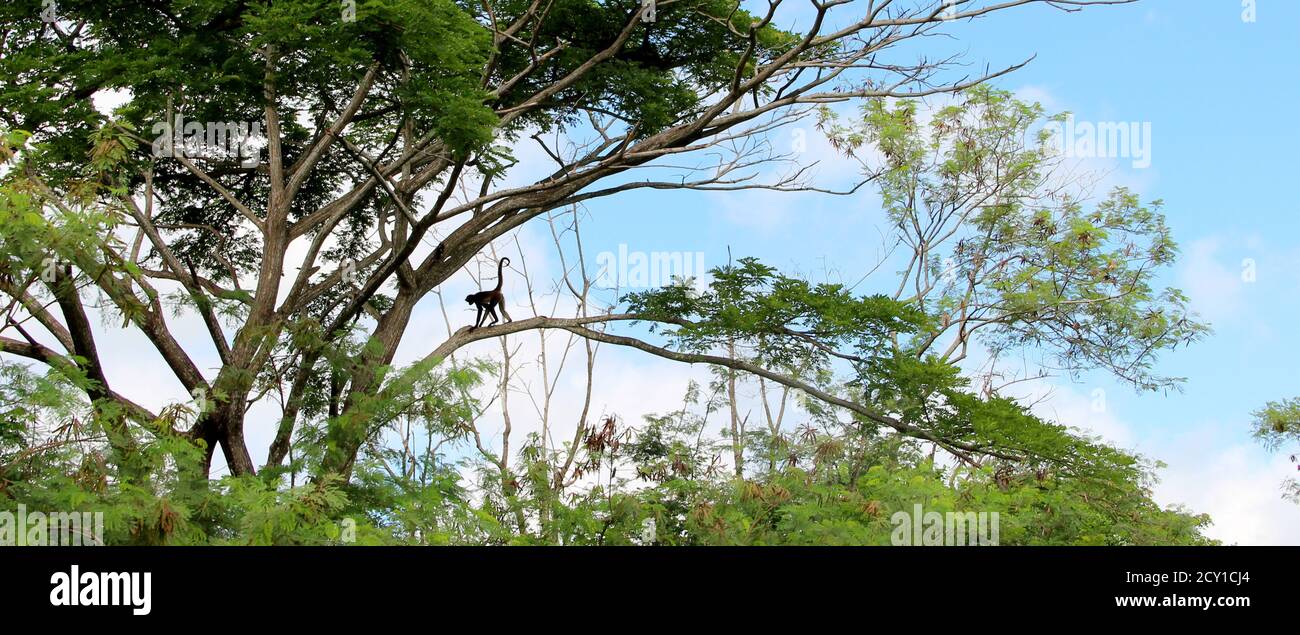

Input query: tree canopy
[0,0,1217,545]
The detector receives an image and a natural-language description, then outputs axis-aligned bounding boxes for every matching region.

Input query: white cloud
[1153,429,1300,545]
[1178,236,1247,325]
[1012,85,1061,111]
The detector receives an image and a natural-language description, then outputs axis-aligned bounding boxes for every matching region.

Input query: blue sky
[526,0,1300,543]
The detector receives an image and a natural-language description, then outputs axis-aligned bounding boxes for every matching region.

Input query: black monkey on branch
[465,257,512,329]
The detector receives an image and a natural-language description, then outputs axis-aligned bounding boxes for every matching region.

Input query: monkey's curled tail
[493,257,510,292]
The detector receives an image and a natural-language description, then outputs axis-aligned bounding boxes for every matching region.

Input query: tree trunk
[319,291,417,478]
[727,339,743,479]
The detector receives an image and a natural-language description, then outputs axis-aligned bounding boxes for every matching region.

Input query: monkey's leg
[472,305,484,329]
[487,305,499,326]
[499,304,512,323]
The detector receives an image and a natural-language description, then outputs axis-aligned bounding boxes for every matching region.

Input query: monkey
[464,257,512,329]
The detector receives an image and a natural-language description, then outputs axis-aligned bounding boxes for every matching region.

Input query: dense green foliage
[1,361,1212,545]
